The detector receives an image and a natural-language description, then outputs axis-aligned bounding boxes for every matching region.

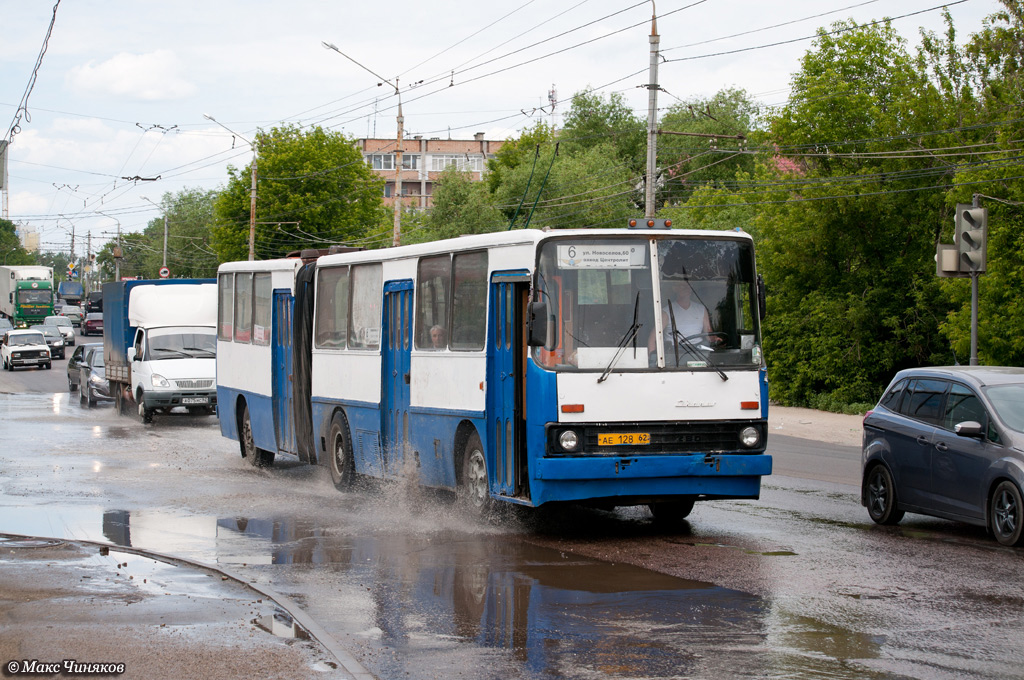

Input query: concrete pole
[162,213,168,268]
[249,147,257,261]
[393,97,404,247]
[970,193,980,366]
[644,13,660,219]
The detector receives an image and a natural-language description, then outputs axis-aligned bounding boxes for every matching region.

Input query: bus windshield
[533,236,762,372]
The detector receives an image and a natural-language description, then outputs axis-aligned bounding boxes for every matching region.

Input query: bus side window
[416,255,450,350]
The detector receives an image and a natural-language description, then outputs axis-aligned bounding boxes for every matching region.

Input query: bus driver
[647,277,718,357]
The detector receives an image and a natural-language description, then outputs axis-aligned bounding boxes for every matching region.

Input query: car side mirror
[954,420,984,439]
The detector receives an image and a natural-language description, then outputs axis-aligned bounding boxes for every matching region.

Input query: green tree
[559,91,646,173]
[406,168,504,244]
[211,125,385,261]
[0,218,32,265]
[657,89,760,206]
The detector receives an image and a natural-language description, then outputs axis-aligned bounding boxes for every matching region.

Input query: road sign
[158,266,170,279]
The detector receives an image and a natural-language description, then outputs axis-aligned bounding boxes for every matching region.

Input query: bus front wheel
[648,498,696,525]
[459,432,491,516]
[328,412,354,490]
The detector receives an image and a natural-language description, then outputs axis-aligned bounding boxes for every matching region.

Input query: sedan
[61,305,84,327]
[30,324,66,360]
[862,366,1024,547]
[79,345,112,406]
[67,343,102,392]
[82,313,103,337]
[43,315,75,346]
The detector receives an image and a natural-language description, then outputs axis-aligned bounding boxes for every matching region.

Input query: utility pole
[644,8,660,219]
[393,94,404,247]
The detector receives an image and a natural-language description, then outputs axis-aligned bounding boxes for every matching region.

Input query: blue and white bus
[217,225,771,521]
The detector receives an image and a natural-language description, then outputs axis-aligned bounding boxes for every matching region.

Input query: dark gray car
[67,343,102,392]
[79,345,111,406]
[862,366,1024,546]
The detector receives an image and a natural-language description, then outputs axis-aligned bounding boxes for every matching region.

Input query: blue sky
[0,0,1002,255]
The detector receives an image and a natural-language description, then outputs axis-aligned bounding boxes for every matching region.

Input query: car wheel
[68,375,77,392]
[865,464,904,525]
[240,404,274,467]
[87,385,96,406]
[328,411,354,490]
[459,432,491,516]
[990,480,1024,547]
[648,498,696,525]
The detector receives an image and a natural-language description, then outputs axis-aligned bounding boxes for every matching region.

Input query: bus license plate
[598,433,650,446]
[182,397,209,405]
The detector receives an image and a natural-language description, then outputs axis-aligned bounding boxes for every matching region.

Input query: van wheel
[328,411,354,490]
[458,432,490,516]
[241,404,274,467]
[137,390,153,424]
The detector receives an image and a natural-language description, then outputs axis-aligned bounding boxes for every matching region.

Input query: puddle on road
[0,503,889,679]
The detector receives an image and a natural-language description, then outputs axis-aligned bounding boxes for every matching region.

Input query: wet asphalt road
[1,375,1022,678]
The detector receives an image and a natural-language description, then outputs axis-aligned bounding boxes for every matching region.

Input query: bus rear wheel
[328,412,354,490]
[240,404,274,468]
[459,432,491,516]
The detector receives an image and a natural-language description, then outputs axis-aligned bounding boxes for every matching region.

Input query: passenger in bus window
[647,278,717,355]
[430,325,447,349]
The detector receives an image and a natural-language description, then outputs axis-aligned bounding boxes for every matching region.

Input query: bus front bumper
[531,452,773,505]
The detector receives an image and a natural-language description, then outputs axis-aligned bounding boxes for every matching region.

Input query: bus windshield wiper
[598,293,642,384]
[670,330,728,382]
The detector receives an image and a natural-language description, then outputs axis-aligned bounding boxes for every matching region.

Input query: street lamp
[322,41,404,247]
[140,196,168,270]
[204,114,258,261]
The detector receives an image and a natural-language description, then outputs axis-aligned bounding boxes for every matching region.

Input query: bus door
[382,280,413,477]
[487,272,530,500]
[272,290,296,457]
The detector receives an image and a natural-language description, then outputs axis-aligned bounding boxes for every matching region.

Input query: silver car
[862,366,1024,546]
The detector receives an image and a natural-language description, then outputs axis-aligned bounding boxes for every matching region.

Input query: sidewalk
[767,405,864,448]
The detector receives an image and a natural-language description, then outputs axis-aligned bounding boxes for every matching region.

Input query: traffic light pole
[970,194,980,366]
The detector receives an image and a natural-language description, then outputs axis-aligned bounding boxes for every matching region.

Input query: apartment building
[357,133,505,209]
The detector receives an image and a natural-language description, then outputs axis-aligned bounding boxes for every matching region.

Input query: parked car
[1,329,51,371]
[82,312,103,337]
[30,324,66,360]
[79,345,111,406]
[67,343,102,392]
[43,315,76,346]
[862,366,1024,547]
[61,305,84,327]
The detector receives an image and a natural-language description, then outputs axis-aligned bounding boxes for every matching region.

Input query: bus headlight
[558,430,580,451]
[739,426,760,448]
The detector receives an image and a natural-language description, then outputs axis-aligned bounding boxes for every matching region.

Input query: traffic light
[955,203,987,273]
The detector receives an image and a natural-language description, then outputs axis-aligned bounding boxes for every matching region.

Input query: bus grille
[546,421,767,456]
[174,379,214,389]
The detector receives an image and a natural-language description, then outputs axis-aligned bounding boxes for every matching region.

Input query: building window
[430,154,483,172]
[368,154,395,170]
[402,154,419,170]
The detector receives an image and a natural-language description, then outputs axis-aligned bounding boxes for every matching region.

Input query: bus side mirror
[527,301,556,350]
[757,274,767,320]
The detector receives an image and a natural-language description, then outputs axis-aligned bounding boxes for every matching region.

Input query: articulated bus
[216,225,771,521]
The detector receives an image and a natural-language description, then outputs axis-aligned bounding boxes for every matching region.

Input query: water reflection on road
[1,503,782,678]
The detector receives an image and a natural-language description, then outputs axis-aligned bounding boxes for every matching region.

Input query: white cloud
[66,50,196,101]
